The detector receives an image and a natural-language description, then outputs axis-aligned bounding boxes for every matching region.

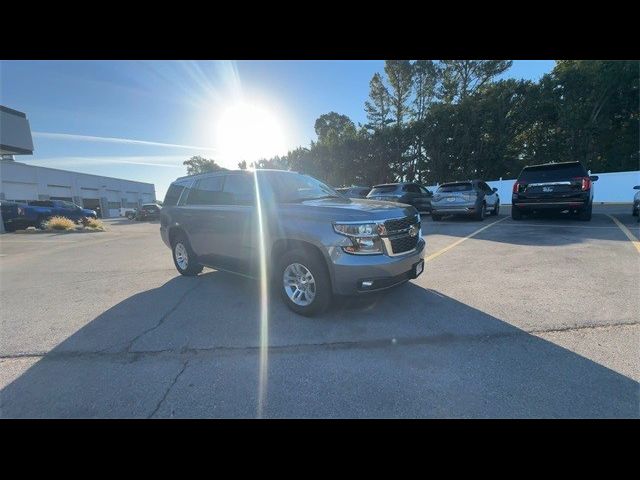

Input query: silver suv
[431,180,500,221]
[160,170,426,316]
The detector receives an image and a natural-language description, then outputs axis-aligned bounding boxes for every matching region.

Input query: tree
[439,60,513,103]
[183,156,225,175]
[238,160,247,170]
[314,112,357,144]
[364,73,392,130]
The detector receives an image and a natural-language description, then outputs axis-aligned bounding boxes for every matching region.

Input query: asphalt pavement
[1,206,638,418]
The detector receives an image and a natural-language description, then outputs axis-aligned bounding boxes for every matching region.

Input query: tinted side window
[222,174,254,205]
[164,184,185,206]
[186,176,224,205]
[404,184,421,194]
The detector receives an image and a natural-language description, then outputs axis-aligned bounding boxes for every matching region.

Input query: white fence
[425,170,640,204]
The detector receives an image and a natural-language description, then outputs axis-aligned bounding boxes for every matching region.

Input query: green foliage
[183,156,226,176]
[251,60,639,187]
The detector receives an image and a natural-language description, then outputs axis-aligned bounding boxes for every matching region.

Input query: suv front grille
[384,214,419,234]
[389,235,419,254]
[382,214,421,255]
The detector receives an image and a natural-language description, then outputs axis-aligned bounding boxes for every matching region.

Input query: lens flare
[253,170,269,418]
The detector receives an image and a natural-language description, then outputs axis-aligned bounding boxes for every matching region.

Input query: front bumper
[328,237,426,295]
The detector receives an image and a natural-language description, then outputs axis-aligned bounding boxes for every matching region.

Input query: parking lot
[1,205,638,418]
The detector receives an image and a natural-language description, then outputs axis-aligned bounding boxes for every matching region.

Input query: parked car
[431,180,499,221]
[335,186,371,199]
[632,185,639,219]
[1,200,20,232]
[119,207,137,218]
[366,182,433,214]
[160,170,425,316]
[512,161,598,221]
[135,203,161,221]
[9,200,96,229]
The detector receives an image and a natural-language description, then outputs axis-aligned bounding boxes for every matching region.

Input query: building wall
[426,170,640,205]
[0,160,156,218]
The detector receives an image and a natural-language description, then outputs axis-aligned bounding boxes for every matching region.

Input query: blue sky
[1,60,555,199]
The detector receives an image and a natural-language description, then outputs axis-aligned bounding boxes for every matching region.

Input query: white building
[0,105,156,219]
[0,159,156,218]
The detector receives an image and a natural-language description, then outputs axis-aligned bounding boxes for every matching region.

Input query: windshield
[437,183,472,192]
[261,171,341,202]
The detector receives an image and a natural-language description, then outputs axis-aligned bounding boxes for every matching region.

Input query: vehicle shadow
[1,271,637,418]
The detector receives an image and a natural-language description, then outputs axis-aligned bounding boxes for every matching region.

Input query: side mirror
[590,175,599,181]
[492,188,498,192]
[634,186,640,190]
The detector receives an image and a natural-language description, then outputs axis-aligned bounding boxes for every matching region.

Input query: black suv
[367,183,433,214]
[135,203,162,221]
[512,161,599,221]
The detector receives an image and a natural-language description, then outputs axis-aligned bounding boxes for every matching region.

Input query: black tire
[431,213,442,221]
[578,203,592,221]
[511,206,523,220]
[632,207,638,217]
[171,233,204,276]
[277,248,331,316]
[474,203,486,221]
[492,201,500,216]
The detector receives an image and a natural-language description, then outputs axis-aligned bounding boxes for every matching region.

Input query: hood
[279,197,417,222]
[82,208,96,215]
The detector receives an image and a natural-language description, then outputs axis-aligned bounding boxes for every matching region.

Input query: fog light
[361,280,374,288]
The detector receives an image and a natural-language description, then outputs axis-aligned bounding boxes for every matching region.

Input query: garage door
[48,185,73,199]
[106,190,122,217]
[125,191,139,208]
[1,181,38,202]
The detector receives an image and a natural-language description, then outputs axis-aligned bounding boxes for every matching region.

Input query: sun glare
[214,101,288,167]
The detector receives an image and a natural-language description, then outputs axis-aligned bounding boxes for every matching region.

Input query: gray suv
[431,180,500,221]
[160,170,426,316]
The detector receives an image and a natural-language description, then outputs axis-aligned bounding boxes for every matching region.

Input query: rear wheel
[578,203,592,221]
[171,233,204,276]
[511,206,523,220]
[278,248,331,316]
[37,216,49,230]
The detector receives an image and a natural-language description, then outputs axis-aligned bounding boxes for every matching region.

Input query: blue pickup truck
[1,200,97,231]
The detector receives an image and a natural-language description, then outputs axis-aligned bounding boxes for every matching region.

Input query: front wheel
[172,234,204,276]
[492,201,500,216]
[278,249,331,316]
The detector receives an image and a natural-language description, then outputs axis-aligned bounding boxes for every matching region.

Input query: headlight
[333,222,383,255]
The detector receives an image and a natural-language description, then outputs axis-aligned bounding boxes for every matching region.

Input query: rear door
[181,175,228,259]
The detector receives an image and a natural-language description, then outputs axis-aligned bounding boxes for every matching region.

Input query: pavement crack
[147,359,189,419]
[122,281,202,353]
[2,321,637,362]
